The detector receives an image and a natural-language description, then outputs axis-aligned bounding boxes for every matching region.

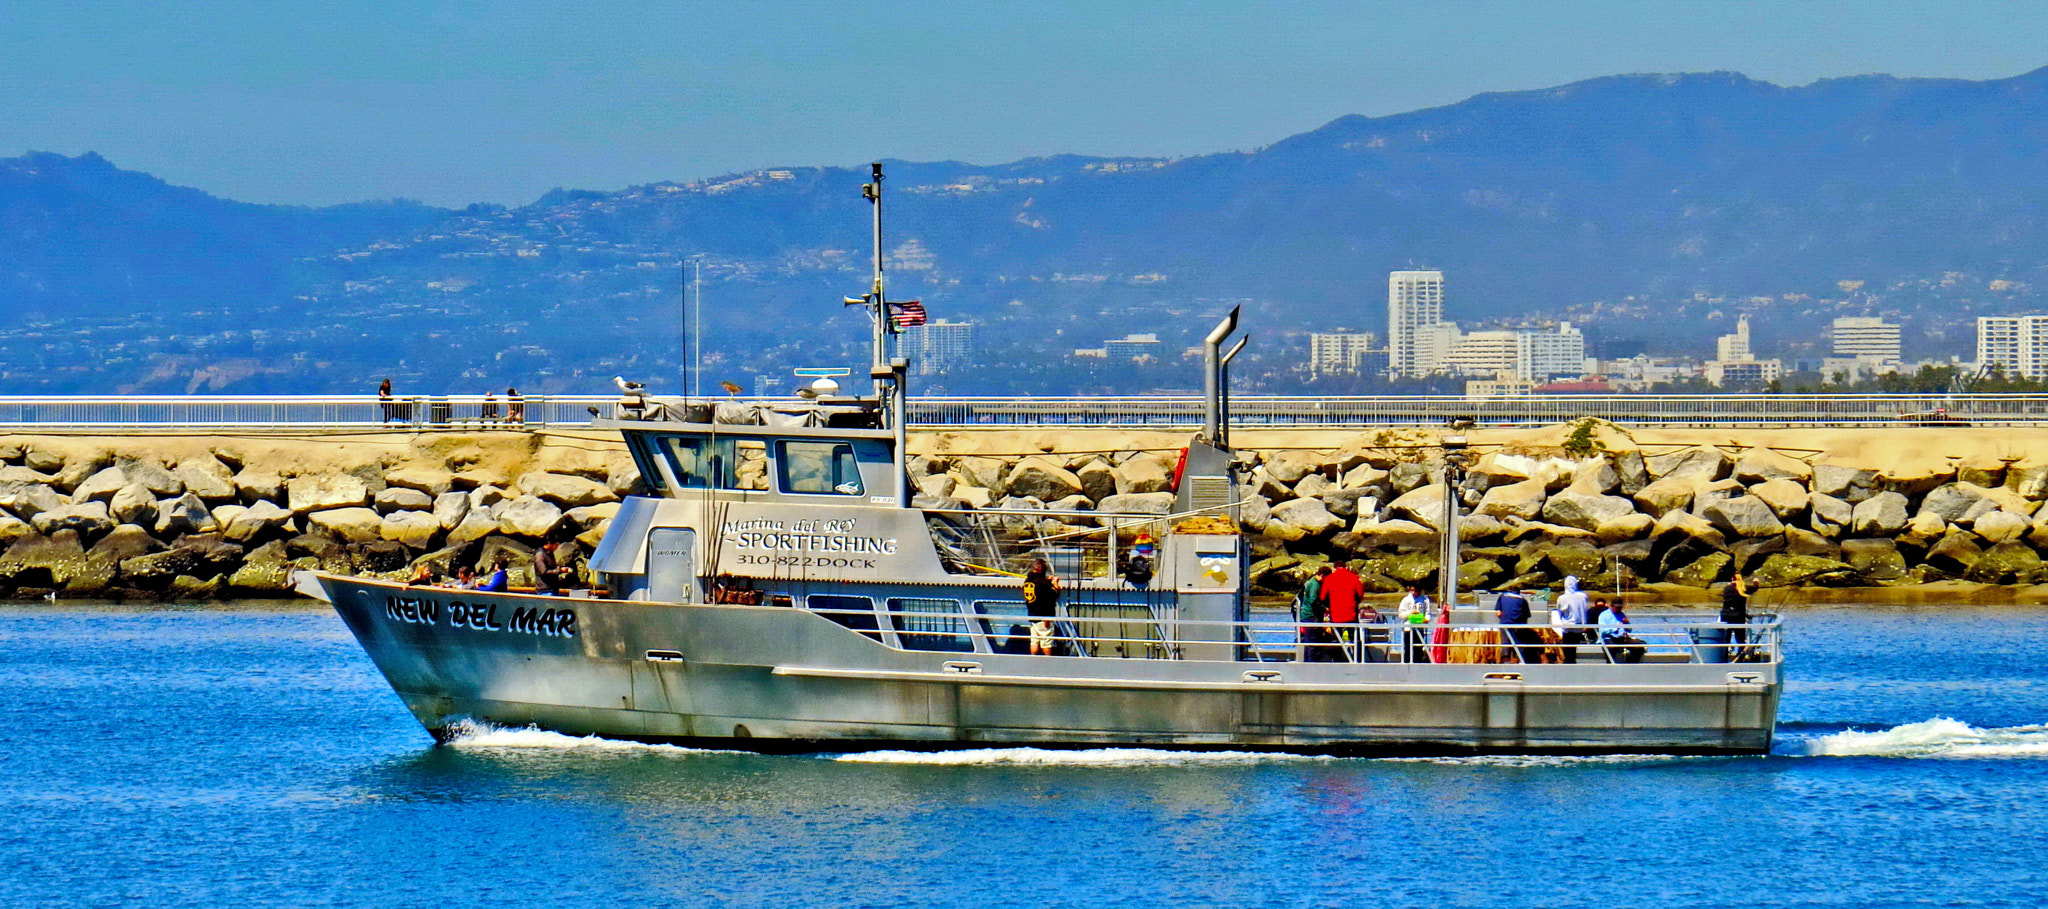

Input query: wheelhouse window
[661,436,714,488]
[975,600,1030,654]
[888,598,972,652]
[778,441,864,496]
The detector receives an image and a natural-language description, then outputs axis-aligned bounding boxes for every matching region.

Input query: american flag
[888,299,927,328]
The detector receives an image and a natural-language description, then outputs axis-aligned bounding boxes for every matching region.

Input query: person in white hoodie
[1553,576,1591,665]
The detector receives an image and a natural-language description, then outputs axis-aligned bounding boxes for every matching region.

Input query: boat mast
[859,162,911,506]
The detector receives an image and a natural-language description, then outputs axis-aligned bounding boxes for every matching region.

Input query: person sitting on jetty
[1598,598,1646,664]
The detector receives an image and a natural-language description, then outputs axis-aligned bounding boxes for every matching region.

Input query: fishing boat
[300,164,1781,755]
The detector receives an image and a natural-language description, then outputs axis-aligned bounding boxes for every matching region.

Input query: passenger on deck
[479,558,509,592]
[1598,598,1646,664]
[1398,586,1432,662]
[1023,558,1061,656]
[1324,561,1365,661]
[1555,576,1591,664]
[1299,566,1333,662]
[1123,536,1155,590]
[1495,585,1541,665]
[452,565,477,589]
[1722,570,1752,656]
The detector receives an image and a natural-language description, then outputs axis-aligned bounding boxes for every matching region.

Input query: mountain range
[3,67,2048,393]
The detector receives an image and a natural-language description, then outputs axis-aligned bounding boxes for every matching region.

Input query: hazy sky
[4,0,2045,207]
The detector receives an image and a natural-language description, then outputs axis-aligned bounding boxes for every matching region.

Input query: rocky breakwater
[0,434,638,600]
[1225,426,2048,596]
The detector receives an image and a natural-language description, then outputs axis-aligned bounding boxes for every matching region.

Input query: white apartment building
[1387,270,1445,378]
[1103,333,1162,362]
[1439,322,1586,382]
[1977,315,2048,378]
[894,319,976,376]
[1831,316,1902,362]
[1716,315,1754,362]
[1309,331,1378,377]
[1707,314,1782,387]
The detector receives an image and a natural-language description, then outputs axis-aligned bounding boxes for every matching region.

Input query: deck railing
[802,602,1784,667]
[0,393,2033,431]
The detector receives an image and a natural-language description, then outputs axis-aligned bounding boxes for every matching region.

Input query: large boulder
[384,466,457,497]
[1264,450,1323,485]
[1468,452,1535,490]
[380,511,442,550]
[1389,462,1433,495]
[0,511,32,549]
[1840,538,1908,581]
[1646,446,1729,484]
[71,466,130,502]
[52,452,113,493]
[1812,463,1881,503]
[116,456,183,496]
[1540,489,1637,532]
[1004,457,1084,502]
[2006,464,2048,500]
[1269,497,1343,538]
[1294,473,1335,500]
[1652,509,1728,552]
[1349,518,1435,551]
[447,512,501,547]
[1613,450,1651,495]
[517,472,617,508]
[287,475,371,515]
[0,530,91,589]
[1849,491,1911,536]
[1733,449,1812,485]
[227,540,295,593]
[1075,458,1117,503]
[1782,527,1839,560]
[1808,493,1853,537]
[1701,496,1784,539]
[1566,457,1620,495]
[1967,542,2044,584]
[1594,513,1654,546]
[1900,511,1948,548]
[232,468,285,503]
[496,496,566,539]
[1690,478,1746,517]
[1924,531,1986,575]
[1111,454,1173,496]
[1631,475,1696,518]
[307,507,386,544]
[108,484,158,528]
[1321,486,1378,520]
[1477,479,1547,521]
[1749,553,1856,588]
[1664,552,1732,587]
[1388,483,1450,531]
[1973,510,2031,545]
[564,502,620,531]
[1248,468,1294,503]
[32,501,112,538]
[223,500,294,544]
[1341,464,1391,492]
[1097,491,1175,518]
[1883,463,1954,497]
[534,445,611,480]
[172,457,238,502]
[89,524,163,563]
[0,481,65,523]
[1918,484,1985,523]
[1543,541,1605,579]
[373,487,435,514]
[155,493,216,536]
[1750,479,1810,521]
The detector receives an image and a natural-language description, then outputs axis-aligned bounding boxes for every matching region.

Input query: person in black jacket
[1721,570,1752,658]
[1023,558,1061,656]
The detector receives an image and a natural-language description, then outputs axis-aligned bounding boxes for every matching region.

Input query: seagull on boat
[613,376,645,393]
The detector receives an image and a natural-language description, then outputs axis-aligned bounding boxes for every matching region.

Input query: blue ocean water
[3,604,2046,908]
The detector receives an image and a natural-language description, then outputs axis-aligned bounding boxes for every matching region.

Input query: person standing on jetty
[1023,558,1061,656]
[378,378,396,423]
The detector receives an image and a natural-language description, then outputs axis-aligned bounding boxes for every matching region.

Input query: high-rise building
[1309,331,1379,377]
[1103,333,1162,362]
[1519,321,1587,381]
[1441,331,1521,377]
[1716,315,1754,362]
[1388,270,1445,378]
[1831,317,1902,362]
[1977,315,2048,378]
[894,319,976,376]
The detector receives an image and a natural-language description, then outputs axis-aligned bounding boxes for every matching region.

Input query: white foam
[442,720,744,756]
[1378,753,1703,768]
[1791,718,2048,758]
[833,747,1333,766]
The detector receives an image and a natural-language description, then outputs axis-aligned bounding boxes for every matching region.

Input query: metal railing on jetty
[0,393,2036,431]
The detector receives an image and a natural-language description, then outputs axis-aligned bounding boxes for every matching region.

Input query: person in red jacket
[1322,561,1365,661]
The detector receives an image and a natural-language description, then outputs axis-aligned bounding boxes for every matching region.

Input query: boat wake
[440,719,745,756]
[1784,718,2048,759]
[832,747,1334,767]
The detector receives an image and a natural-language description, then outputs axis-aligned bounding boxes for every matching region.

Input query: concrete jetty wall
[0,421,2042,601]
